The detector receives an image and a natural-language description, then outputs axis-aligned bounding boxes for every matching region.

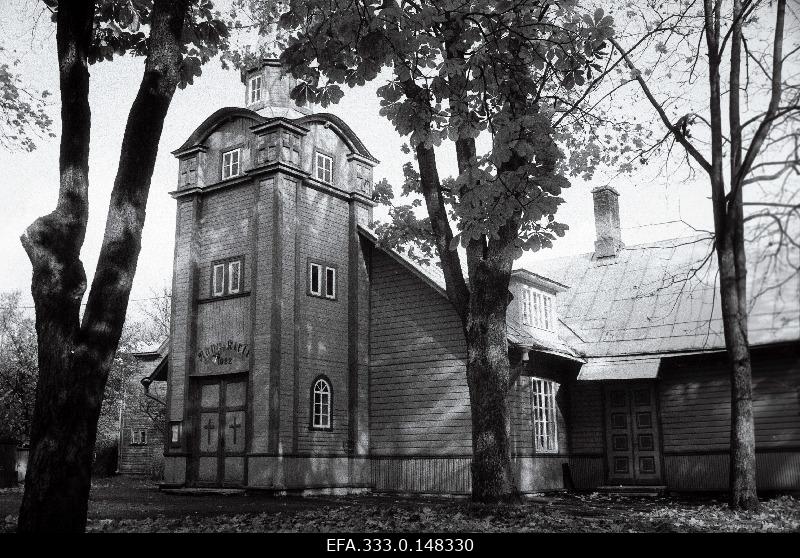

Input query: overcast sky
[0,0,716,320]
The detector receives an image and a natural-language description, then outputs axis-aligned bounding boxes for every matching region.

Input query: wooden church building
[154,58,800,494]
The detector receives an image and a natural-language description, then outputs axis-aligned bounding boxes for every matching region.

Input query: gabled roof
[533,234,800,358]
[357,225,580,360]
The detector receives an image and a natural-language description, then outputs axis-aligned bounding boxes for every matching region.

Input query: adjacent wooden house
[117,340,168,476]
[154,58,799,494]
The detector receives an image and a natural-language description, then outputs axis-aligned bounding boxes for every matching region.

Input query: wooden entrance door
[191,376,247,487]
[604,383,662,485]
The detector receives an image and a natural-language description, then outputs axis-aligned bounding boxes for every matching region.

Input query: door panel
[198,413,219,453]
[604,383,662,485]
[190,376,248,487]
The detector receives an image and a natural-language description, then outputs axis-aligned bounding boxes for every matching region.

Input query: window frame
[324,266,337,299]
[315,151,333,184]
[521,285,555,332]
[249,74,262,104]
[210,256,245,298]
[169,422,182,448]
[130,428,148,446]
[228,259,242,295]
[308,262,322,296]
[309,375,333,431]
[307,260,337,301]
[221,147,242,180]
[531,377,558,454]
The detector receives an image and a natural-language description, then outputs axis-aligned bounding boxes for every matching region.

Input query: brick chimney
[592,186,623,258]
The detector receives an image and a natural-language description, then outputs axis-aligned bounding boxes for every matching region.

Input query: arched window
[311,377,332,429]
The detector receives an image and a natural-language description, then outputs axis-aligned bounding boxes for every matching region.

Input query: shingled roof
[532,234,799,358]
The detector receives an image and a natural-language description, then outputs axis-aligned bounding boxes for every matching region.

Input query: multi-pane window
[249,75,262,104]
[211,257,244,297]
[315,152,333,183]
[311,377,332,429]
[131,429,148,445]
[308,261,337,300]
[521,286,555,331]
[222,148,241,180]
[531,378,558,453]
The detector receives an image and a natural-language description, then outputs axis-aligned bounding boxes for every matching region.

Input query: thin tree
[607,0,797,509]
[17,0,227,532]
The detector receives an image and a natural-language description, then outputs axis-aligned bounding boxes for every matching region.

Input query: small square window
[315,152,333,184]
[228,260,241,294]
[325,267,336,299]
[222,148,241,180]
[249,75,262,104]
[309,263,322,296]
[131,429,147,445]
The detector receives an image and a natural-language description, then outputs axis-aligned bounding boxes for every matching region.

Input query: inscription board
[195,296,251,375]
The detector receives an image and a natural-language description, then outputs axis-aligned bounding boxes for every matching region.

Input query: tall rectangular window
[309,262,322,296]
[249,75,262,104]
[521,286,555,331]
[228,260,241,294]
[212,263,226,296]
[222,148,241,180]
[531,378,558,453]
[325,267,336,299]
[315,152,333,183]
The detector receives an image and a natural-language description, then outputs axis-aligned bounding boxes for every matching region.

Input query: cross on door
[203,417,216,445]
[228,415,241,445]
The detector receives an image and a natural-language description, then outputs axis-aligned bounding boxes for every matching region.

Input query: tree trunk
[17,0,189,532]
[725,0,759,511]
[464,241,516,502]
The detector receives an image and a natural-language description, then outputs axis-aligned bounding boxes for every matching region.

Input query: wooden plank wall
[659,348,800,490]
[368,250,472,455]
[659,351,800,453]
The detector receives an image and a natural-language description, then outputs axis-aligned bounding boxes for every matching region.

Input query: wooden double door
[604,382,662,485]
[189,376,247,487]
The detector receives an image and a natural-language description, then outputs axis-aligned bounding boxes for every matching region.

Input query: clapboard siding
[369,250,472,455]
[569,382,604,454]
[659,351,800,453]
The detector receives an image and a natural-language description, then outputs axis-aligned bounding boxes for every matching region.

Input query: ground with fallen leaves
[1,477,798,533]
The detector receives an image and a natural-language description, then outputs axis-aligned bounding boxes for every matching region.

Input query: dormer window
[521,286,555,331]
[249,75,262,104]
[315,152,333,184]
[222,148,241,180]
